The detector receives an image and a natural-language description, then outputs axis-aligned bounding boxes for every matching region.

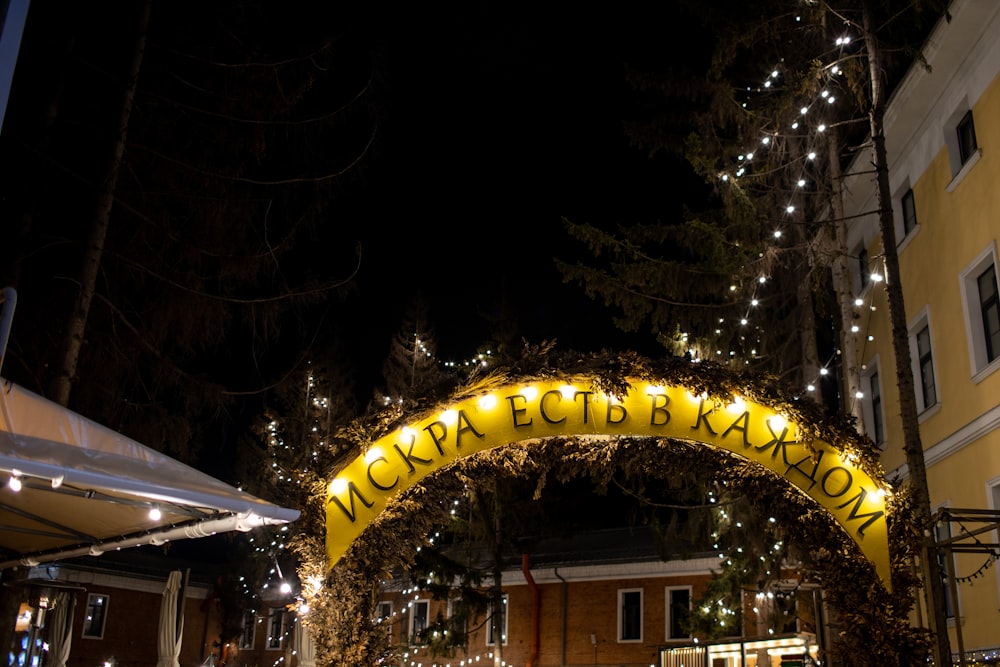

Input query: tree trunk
[48,0,153,407]
[862,5,951,665]
[826,130,864,430]
[797,269,820,395]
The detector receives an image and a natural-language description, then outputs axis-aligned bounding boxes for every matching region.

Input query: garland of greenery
[290,349,929,666]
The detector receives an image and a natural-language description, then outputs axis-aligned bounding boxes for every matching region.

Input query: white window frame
[409,598,430,646]
[617,587,643,643]
[238,610,256,650]
[932,502,959,624]
[81,593,109,639]
[959,242,1000,381]
[485,594,508,646]
[851,241,872,297]
[893,183,919,251]
[988,477,1000,604]
[266,608,285,650]
[860,356,886,449]
[908,308,940,419]
[664,586,692,641]
[377,601,393,642]
[944,100,982,190]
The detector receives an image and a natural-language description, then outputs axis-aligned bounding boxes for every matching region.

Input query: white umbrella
[294,618,316,667]
[156,570,186,667]
[45,591,75,667]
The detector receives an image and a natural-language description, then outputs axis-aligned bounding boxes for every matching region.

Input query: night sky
[343,2,696,371]
[1,0,701,402]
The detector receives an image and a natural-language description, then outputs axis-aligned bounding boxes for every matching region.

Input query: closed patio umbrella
[156,570,187,667]
[295,618,316,667]
[45,591,76,667]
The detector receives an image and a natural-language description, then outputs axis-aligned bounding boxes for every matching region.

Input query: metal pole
[944,546,965,665]
[0,287,16,374]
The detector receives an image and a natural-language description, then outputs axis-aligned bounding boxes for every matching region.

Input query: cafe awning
[0,377,299,569]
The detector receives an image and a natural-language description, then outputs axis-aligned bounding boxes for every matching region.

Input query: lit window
[618,588,642,642]
[82,594,109,639]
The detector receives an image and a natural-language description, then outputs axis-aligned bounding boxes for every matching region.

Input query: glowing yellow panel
[326,379,890,588]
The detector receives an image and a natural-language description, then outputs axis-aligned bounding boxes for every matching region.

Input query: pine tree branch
[107,246,361,304]
[129,124,376,185]
[149,72,373,126]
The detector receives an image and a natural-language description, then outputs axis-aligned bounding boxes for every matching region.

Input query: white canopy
[0,378,299,568]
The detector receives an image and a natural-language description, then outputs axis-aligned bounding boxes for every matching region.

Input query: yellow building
[842,0,1000,661]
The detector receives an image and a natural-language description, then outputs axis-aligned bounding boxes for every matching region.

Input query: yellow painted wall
[897,71,1000,449]
[859,67,1000,655]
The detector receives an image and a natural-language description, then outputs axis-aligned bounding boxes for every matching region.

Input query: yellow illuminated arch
[326,377,891,587]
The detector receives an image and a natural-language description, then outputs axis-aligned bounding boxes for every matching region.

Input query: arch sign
[326,378,891,587]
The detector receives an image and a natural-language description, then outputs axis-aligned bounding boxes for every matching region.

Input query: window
[978,266,1000,362]
[377,602,393,642]
[486,594,508,646]
[856,246,870,292]
[82,593,109,639]
[447,598,467,636]
[239,611,256,650]
[870,370,884,445]
[960,244,1000,378]
[861,361,885,447]
[409,599,429,646]
[991,481,1000,597]
[909,314,938,413]
[773,591,800,634]
[266,609,285,650]
[934,519,956,620]
[957,110,978,165]
[901,188,917,237]
[665,587,691,640]
[945,102,981,187]
[618,588,643,642]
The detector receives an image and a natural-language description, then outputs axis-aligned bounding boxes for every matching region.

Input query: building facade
[377,528,822,667]
[842,0,1000,661]
[19,557,310,667]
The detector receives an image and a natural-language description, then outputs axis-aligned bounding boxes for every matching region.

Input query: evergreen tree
[376,297,453,408]
[0,0,377,463]
[0,0,378,655]
[559,0,949,661]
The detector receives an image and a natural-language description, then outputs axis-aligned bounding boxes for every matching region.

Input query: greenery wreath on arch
[288,348,929,667]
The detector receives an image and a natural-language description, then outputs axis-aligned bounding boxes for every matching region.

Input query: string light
[707,16,895,402]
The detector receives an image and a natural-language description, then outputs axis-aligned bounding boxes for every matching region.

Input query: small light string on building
[950,517,1000,585]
